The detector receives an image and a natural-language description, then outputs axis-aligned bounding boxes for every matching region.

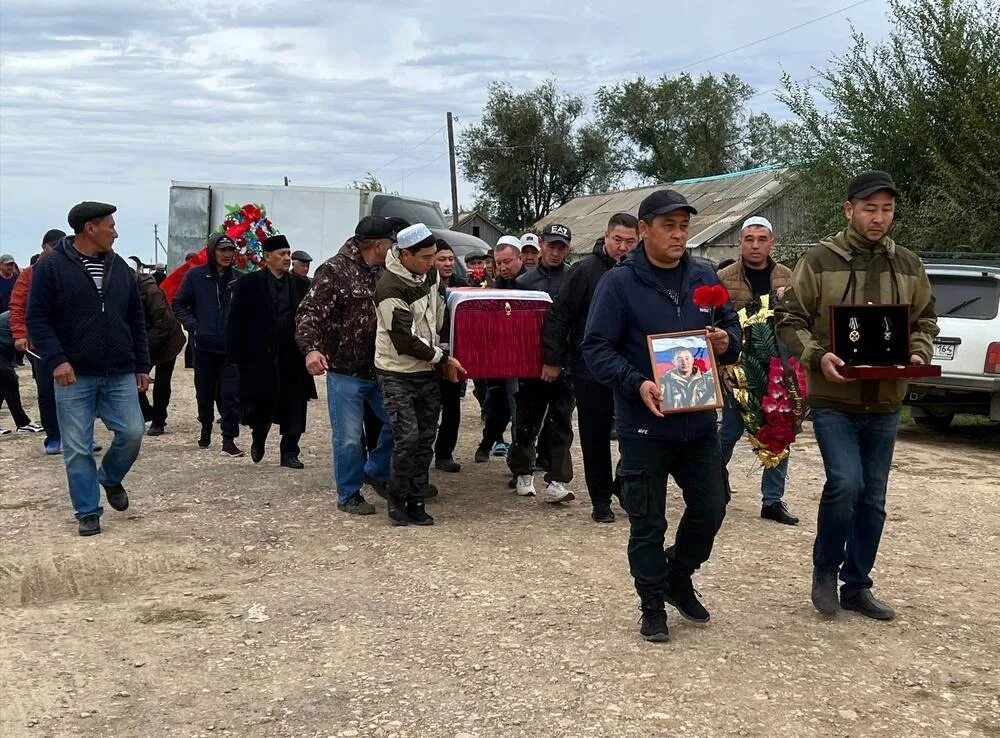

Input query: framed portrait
[646,329,724,414]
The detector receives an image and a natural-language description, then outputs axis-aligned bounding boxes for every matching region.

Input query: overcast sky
[0,0,893,267]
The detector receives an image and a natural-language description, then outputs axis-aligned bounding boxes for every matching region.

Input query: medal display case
[829,303,941,379]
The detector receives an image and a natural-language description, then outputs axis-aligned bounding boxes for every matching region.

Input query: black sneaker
[78,514,101,537]
[221,440,244,458]
[406,499,434,526]
[841,589,895,621]
[337,495,375,515]
[811,569,841,616]
[198,428,211,449]
[102,483,129,512]
[280,456,304,469]
[146,423,165,437]
[474,445,490,463]
[664,575,710,624]
[639,596,669,642]
[761,501,799,525]
[387,501,409,526]
[591,504,615,523]
[364,475,388,499]
[435,457,461,473]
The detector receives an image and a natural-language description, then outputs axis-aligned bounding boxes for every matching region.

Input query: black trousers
[362,399,382,456]
[507,376,575,483]
[138,356,176,426]
[480,380,514,450]
[619,434,729,598]
[193,350,240,439]
[247,389,307,460]
[0,368,30,428]
[381,374,441,503]
[28,353,59,440]
[252,425,303,459]
[434,378,463,461]
[575,374,616,507]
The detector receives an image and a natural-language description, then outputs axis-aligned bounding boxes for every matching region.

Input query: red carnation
[693,283,730,325]
[242,204,263,222]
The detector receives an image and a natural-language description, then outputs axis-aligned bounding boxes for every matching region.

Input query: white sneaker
[17,422,44,434]
[515,474,536,497]
[543,481,576,504]
[0,427,11,436]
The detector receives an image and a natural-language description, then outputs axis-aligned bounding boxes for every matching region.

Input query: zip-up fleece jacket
[583,247,741,442]
[717,256,792,311]
[374,247,447,377]
[26,237,150,376]
[171,247,239,355]
[542,238,616,376]
[775,225,938,413]
[515,260,571,298]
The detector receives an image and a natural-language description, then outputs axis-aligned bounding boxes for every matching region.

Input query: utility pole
[447,111,459,227]
[153,224,159,266]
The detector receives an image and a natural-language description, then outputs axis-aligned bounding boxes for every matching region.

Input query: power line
[366,125,446,175]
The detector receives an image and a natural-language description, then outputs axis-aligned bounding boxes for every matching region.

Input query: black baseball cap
[638,190,697,221]
[355,215,397,241]
[847,170,899,200]
[541,223,572,246]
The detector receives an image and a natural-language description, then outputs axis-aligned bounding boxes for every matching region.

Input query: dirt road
[2,366,998,737]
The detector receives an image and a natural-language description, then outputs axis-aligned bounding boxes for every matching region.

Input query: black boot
[250,432,265,464]
[841,589,895,620]
[387,501,409,526]
[591,503,615,523]
[664,571,710,624]
[406,499,434,526]
[639,594,669,642]
[811,569,841,616]
[78,514,101,537]
[198,426,211,449]
[474,443,490,463]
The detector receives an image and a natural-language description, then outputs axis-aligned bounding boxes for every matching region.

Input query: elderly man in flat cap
[227,234,315,468]
[291,250,313,280]
[27,202,149,536]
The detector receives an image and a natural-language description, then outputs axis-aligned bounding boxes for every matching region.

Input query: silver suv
[905,261,1000,428]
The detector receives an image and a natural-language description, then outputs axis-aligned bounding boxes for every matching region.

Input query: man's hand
[706,326,730,356]
[639,380,665,418]
[910,354,925,365]
[541,364,562,382]
[52,362,76,386]
[136,373,151,393]
[305,350,328,376]
[820,352,853,384]
[14,338,27,352]
[444,356,466,382]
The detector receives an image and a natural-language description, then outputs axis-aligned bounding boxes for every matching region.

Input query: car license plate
[932,343,955,360]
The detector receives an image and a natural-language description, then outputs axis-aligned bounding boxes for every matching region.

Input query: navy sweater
[27,238,150,376]
[582,247,741,442]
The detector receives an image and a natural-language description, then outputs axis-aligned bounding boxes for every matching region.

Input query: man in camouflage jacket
[295,216,397,515]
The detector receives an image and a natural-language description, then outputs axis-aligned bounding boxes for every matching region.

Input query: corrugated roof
[535,165,794,253]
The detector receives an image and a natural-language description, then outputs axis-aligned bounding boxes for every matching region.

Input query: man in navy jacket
[583,190,741,643]
[27,202,149,536]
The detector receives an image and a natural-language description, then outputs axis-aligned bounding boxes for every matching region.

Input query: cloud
[0,0,892,265]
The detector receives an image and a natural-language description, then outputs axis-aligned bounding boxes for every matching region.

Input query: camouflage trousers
[379,374,442,504]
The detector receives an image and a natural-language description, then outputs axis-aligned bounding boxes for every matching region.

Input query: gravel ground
[1,364,998,738]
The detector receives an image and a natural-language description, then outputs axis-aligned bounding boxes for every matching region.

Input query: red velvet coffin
[447,289,552,379]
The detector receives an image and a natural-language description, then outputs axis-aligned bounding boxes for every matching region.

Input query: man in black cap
[507,223,576,503]
[8,228,66,453]
[227,234,315,468]
[291,250,313,280]
[27,202,150,536]
[776,170,938,621]
[296,215,397,514]
[583,190,741,642]
[172,233,243,456]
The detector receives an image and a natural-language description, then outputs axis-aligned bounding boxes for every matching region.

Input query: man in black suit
[226,235,316,468]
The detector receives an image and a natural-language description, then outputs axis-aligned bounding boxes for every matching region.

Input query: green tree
[459,81,619,231]
[348,172,396,194]
[780,0,1000,253]
[596,73,791,181]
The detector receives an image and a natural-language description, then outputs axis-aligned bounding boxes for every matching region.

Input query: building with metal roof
[534,165,801,263]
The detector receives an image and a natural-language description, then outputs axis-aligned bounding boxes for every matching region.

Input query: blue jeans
[54,373,145,519]
[811,407,900,596]
[719,394,788,504]
[326,372,392,504]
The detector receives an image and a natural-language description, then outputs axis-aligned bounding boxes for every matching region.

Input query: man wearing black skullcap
[172,232,244,456]
[27,202,150,536]
[776,171,938,621]
[227,234,315,468]
[8,228,67,452]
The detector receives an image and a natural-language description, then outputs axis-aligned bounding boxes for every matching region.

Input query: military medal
[849,316,860,344]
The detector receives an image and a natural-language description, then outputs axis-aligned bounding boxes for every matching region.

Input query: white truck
[166,181,489,272]
[905,261,1000,427]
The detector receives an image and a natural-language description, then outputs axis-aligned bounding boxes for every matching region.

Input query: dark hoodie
[582,247,741,442]
[26,236,150,376]
[171,233,240,354]
[542,237,617,375]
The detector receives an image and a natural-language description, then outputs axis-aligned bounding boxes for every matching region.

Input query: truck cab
[904,261,1000,427]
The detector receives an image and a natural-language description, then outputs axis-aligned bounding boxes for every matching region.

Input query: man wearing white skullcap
[717,215,798,526]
